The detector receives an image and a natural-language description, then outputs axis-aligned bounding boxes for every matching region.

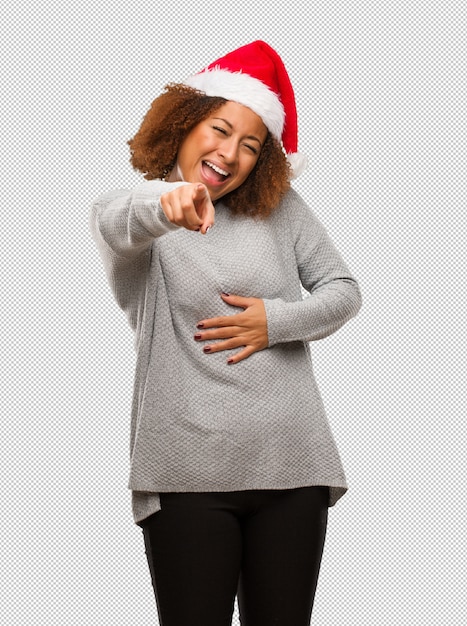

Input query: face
[171,101,268,202]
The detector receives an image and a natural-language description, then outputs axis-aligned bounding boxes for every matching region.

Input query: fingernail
[221,292,230,297]
[197,323,204,329]
[227,358,234,364]
[205,225,212,233]
[194,334,202,341]
[203,346,211,353]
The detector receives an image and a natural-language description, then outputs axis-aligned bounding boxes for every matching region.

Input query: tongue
[203,162,226,183]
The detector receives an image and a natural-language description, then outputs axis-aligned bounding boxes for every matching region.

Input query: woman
[91,40,361,626]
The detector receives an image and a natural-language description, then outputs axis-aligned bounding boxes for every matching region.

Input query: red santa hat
[184,40,307,178]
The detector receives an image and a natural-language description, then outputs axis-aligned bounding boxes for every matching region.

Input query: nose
[217,137,238,164]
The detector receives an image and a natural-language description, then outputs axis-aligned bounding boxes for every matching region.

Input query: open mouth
[203,161,230,183]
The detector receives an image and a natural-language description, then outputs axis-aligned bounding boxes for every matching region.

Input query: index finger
[192,184,215,234]
[199,209,215,235]
[197,314,242,329]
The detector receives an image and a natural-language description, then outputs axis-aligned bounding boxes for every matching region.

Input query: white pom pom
[286,152,308,179]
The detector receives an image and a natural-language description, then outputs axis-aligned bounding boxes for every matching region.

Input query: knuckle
[180,199,193,212]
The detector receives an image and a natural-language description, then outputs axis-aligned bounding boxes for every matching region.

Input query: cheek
[240,157,260,180]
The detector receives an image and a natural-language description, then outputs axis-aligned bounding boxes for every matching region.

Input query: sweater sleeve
[89,179,188,327]
[263,193,362,346]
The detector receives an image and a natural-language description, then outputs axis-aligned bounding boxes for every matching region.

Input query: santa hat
[184,40,307,178]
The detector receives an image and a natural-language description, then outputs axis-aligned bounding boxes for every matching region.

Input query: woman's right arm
[90,179,188,318]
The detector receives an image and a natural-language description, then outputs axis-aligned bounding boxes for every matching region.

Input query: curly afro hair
[128,84,291,218]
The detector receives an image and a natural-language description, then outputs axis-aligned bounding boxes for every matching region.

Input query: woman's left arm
[194,196,361,363]
[263,211,362,346]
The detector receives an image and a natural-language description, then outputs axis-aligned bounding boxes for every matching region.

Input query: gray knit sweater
[90,180,362,524]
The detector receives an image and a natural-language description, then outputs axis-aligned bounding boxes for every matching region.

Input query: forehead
[210,101,268,139]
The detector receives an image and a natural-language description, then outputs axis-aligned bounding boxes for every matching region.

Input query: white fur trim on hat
[287,151,308,179]
[184,68,285,142]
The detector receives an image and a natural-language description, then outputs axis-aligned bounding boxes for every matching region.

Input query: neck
[166,164,184,182]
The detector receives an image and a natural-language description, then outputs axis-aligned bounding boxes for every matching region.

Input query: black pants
[141,486,328,626]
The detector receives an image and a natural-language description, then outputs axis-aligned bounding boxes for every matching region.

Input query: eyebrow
[212,117,263,146]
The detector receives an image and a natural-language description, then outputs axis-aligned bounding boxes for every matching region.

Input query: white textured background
[1,1,466,624]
